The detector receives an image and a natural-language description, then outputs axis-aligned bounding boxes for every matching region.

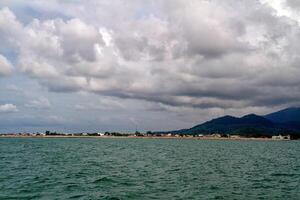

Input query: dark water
[0,138,299,200]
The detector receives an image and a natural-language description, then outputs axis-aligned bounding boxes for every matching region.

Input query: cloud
[286,0,300,9]
[0,54,13,76]
[1,1,300,114]
[75,97,124,111]
[0,7,22,51]
[0,104,18,113]
[25,97,51,109]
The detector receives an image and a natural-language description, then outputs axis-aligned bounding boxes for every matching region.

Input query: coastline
[0,135,292,141]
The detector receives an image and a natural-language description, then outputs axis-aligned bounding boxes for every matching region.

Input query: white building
[272,135,290,140]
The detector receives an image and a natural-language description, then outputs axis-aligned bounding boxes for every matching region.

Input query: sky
[0,0,300,133]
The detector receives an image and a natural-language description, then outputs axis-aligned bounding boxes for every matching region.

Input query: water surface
[0,138,299,199]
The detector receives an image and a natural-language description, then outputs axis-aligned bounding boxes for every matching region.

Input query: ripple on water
[0,138,299,200]
[93,176,115,184]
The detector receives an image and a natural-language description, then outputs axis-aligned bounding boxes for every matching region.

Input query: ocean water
[0,138,299,200]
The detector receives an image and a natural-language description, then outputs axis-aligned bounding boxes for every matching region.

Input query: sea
[0,138,299,200]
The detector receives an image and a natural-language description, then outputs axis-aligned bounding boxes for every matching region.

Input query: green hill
[162,108,300,138]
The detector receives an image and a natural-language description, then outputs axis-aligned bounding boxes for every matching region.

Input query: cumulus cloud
[0,104,18,113]
[0,7,22,51]
[0,0,300,113]
[0,54,13,76]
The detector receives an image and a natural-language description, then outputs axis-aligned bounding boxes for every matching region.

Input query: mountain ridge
[162,107,300,137]
[264,107,300,123]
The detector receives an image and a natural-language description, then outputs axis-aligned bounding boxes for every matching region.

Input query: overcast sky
[0,0,300,133]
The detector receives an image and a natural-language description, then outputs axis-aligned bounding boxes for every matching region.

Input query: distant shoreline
[0,135,293,141]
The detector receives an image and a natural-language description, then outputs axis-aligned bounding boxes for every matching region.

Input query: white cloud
[0,54,13,76]
[0,7,22,51]
[0,104,18,113]
[25,97,51,109]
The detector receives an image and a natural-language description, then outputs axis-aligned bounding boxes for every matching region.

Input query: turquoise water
[0,138,299,200]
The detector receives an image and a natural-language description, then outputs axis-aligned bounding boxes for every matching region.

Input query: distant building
[208,134,221,138]
[284,135,291,140]
[230,135,241,139]
[272,135,290,140]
